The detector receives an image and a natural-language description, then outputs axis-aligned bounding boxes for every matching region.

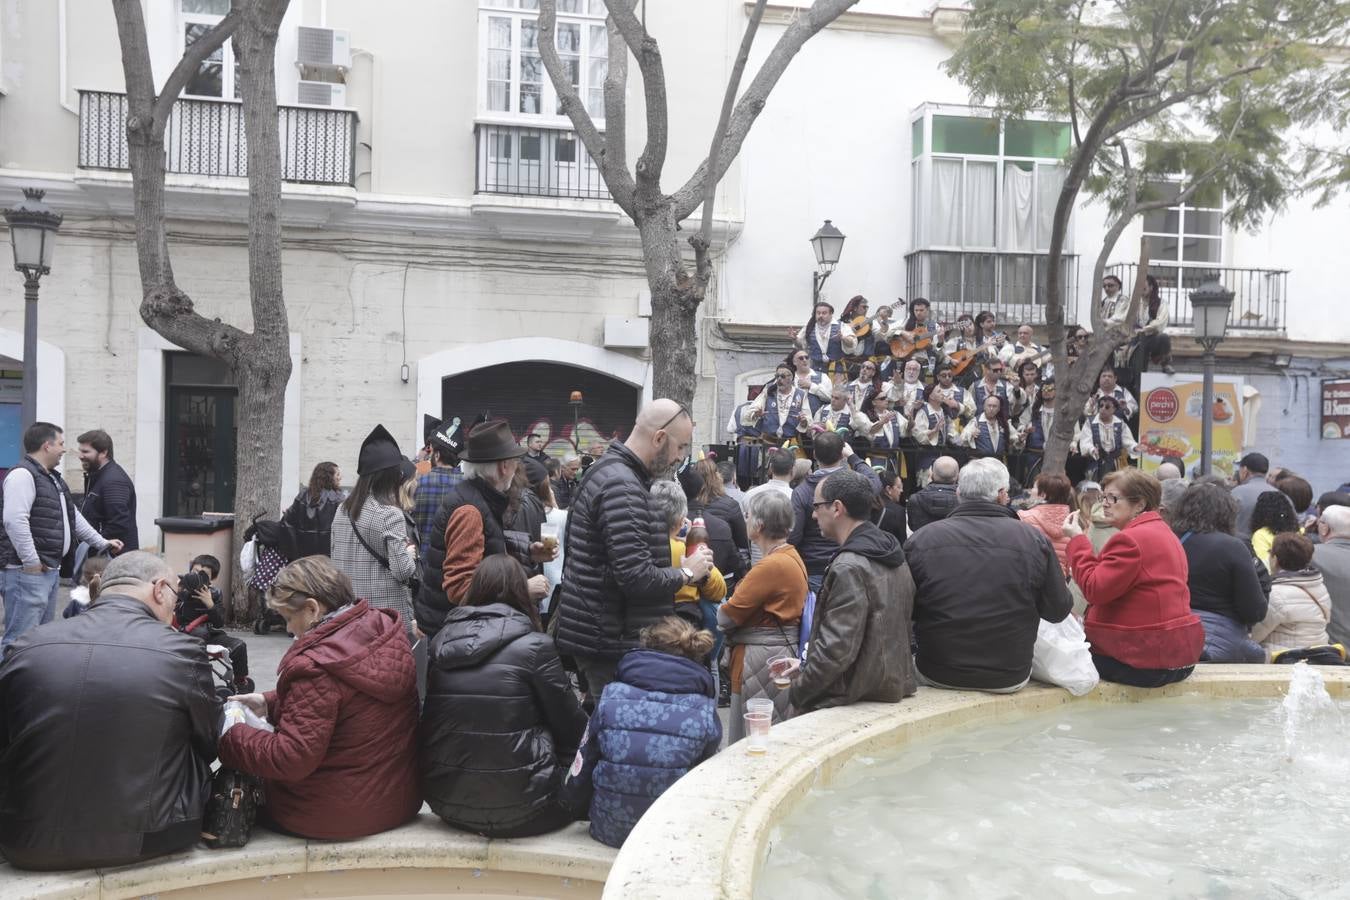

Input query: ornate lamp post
[809,219,845,305]
[1190,279,1235,476]
[3,189,62,430]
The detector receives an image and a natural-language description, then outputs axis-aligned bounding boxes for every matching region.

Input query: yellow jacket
[669,538,727,604]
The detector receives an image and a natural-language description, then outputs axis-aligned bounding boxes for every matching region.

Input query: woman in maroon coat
[220,556,420,840]
[1062,468,1204,688]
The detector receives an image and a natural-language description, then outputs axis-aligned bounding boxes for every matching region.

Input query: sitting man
[906,455,960,532]
[789,432,881,594]
[788,469,916,712]
[0,551,221,870]
[904,458,1073,693]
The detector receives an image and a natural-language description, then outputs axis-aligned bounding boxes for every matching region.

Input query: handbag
[351,517,422,592]
[201,767,264,849]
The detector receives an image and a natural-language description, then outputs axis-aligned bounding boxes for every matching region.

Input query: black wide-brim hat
[357,424,412,476]
[461,420,527,463]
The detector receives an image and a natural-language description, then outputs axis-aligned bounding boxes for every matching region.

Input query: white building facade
[0,0,1345,546]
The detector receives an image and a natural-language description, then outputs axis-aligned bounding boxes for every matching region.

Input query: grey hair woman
[717,488,807,742]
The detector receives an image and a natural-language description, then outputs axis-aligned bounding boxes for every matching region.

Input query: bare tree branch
[153,6,243,130]
[604,0,670,191]
[601,8,632,211]
[672,0,859,219]
[693,0,768,262]
[537,0,637,211]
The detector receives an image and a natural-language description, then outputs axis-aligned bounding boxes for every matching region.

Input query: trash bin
[155,515,236,601]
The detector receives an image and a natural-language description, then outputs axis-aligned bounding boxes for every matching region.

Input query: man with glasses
[1099,274,1126,321]
[1083,367,1139,420]
[553,399,715,703]
[928,363,976,427]
[789,432,881,594]
[0,551,221,870]
[783,468,915,712]
[973,360,1011,414]
[787,349,833,414]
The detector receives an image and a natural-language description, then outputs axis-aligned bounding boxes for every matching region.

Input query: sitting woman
[1251,533,1331,658]
[1168,483,1268,663]
[219,556,420,840]
[1062,469,1204,687]
[718,490,807,740]
[562,616,721,848]
[1017,473,1075,578]
[421,554,587,838]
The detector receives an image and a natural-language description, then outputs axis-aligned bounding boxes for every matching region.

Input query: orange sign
[1138,373,1244,478]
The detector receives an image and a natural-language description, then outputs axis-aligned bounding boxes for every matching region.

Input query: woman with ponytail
[561,616,722,848]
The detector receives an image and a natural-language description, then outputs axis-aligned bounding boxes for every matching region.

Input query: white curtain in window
[1037,164,1067,250]
[964,161,996,247]
[931,159,962,247]
[1000,164,1035,251]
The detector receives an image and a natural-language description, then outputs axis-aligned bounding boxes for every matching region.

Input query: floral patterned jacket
[561,649,721,848]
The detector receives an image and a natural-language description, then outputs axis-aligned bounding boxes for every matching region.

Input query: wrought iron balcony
[474,122,608,201]
[78,90,357,187]
[904,249,1080,326]
[1105,263,1286,332]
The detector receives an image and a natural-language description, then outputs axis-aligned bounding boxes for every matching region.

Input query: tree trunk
[639,201,700,408]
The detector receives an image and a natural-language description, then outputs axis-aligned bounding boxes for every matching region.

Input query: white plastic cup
[768,653,796,689]
[539,523,560,553]
[746,697,774,721]
[744,712,771,755]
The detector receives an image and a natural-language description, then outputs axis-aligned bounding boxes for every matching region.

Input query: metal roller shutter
[439,362,640,457]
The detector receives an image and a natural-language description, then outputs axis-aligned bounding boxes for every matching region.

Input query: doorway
[163,353,237,516]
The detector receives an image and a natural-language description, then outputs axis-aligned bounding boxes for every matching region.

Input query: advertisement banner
[1322,379,1350,440]
[1138,373,1244,479]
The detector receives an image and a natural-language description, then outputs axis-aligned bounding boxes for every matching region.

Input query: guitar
[849,315,872,339]
[889,322,947,358]
[947,334,1005,376]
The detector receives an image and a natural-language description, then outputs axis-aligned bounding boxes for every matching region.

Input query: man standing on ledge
[553,399,714,702]
[788,469,915,712]
[1,422,121,653]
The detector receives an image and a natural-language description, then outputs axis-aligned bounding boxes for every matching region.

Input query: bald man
[907,455,961,532]
[553,399,714,701]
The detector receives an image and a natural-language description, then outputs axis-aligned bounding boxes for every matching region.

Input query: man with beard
[77,429,138,558]
[553,399,714,701]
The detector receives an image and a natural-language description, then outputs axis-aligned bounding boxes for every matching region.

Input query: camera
[178,569,211,603]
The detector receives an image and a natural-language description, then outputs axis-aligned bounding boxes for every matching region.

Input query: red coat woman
[220,558,420,839]
[1063,469,1203,687]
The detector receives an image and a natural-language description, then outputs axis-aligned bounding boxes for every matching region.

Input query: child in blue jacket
[562,616,722,847]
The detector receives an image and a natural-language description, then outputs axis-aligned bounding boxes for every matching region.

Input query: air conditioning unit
[297,26,351,70]
[297,80,347,107]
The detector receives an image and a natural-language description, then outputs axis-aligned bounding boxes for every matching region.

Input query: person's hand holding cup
[768,653,800,688]
[539,523,561,558]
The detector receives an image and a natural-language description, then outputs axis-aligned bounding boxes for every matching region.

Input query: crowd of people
[1,385,1347,873]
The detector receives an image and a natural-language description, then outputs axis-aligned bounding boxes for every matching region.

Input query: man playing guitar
[890,298,944,379]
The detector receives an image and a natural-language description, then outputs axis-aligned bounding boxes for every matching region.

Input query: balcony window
[1141,180,1224,266]
[181,0,240,100]
[479,1,608,122]
[475,122,606,199]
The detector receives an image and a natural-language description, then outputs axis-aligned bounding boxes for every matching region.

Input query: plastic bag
[238,537,257,578]
[799,590,817,662]
[221,699,274,736]
[1030,616,1099,696]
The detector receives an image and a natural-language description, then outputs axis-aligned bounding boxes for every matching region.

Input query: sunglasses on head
[656,403,691,432]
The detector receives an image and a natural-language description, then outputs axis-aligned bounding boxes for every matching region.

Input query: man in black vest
[1,422,121,654]
[415,420,552,638]
[77,428,139,557]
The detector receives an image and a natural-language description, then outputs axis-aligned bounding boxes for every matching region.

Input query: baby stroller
[242,513,298,635]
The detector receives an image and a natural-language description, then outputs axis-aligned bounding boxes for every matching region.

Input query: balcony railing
[1105,263,1287,332]
[474,122,608,200]
[78,90,357,187]
[904,250,1080,326]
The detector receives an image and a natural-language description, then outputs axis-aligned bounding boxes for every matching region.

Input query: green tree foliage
[944,0,1350,474]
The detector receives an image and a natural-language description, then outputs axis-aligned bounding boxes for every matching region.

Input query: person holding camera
[173,554,252,693]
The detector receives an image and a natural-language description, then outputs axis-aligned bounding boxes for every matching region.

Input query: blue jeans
[2,566,61,654]
[698,599,725,668]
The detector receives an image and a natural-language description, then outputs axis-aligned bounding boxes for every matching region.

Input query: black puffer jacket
[282,488,344,558]
[419,603,587,836]
[81,459,139,555]
[553,443,685,660]
[0,595,221,870]
[906,482,960,532]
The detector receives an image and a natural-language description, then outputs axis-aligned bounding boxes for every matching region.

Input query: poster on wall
[1322,379,1350,440]
[1138,373,1245,479]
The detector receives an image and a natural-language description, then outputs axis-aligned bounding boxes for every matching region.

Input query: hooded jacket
[905,481,959,533]
[906,500,1073,690]
[790,521,916,712]
[0,595,220,870]
[1017,502,1073,575]
[561,649,721,848]
[420,603,587,836]
[788,458,883,576]
[218,600,420,840]
[1251,567,1332,655]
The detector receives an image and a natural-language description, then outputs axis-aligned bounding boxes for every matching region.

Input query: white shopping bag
[1030,616,1099,696]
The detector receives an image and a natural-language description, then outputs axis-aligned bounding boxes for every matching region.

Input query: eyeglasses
[811,499,835,510]
[656,403,691,432]
[1102,492,1125,505]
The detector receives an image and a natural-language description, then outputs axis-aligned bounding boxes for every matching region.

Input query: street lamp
[569,390,584,452]
[809,219,845,305]
[3,188,62,430]
[1190,278,1234,476]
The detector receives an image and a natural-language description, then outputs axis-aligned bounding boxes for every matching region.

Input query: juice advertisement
[1138,373,1244,479]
